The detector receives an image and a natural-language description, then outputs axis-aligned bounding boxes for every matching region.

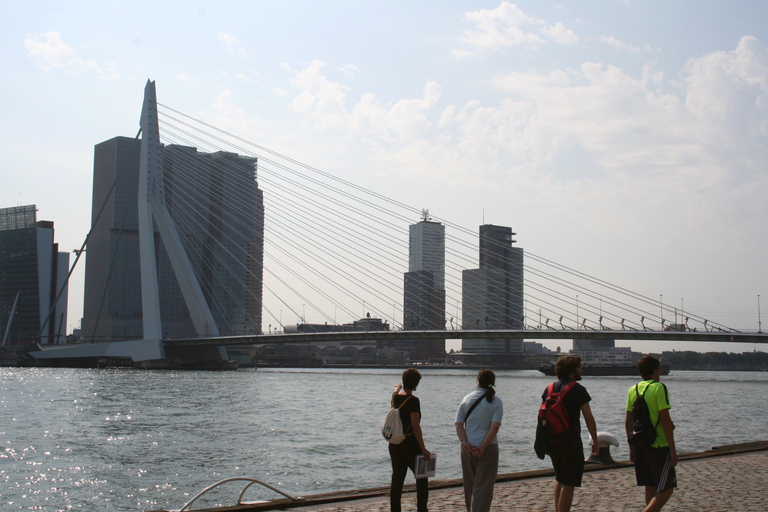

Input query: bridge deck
[163,329,768,347]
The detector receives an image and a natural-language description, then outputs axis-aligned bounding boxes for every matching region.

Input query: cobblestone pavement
[305,451,768,512]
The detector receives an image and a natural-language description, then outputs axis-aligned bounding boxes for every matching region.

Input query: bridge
[26,81,766,368]
[166,329,768,348]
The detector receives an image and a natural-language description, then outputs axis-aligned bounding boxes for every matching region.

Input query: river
[1,367,767,511]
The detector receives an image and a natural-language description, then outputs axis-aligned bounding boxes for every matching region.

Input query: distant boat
[537,362,671,377]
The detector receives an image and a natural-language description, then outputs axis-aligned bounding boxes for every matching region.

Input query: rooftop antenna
[421,208,431,222]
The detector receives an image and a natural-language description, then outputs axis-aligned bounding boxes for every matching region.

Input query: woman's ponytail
[477,369,496,402]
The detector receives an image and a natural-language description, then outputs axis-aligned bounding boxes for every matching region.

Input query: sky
[1,0,766,354]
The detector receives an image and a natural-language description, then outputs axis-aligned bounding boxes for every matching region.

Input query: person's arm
[581,403,600,456]
[472,421,501,457]
[455,422,472,454]
[411,412,431,459]
[658,409,677,467]
[625,411,635,462]
[394,382,402,393]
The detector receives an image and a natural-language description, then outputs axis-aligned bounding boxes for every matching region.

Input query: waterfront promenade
[295,445,768,512]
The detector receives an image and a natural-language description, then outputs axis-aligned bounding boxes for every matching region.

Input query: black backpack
[628,381,668,447]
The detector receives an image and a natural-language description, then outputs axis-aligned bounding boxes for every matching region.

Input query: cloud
[455,1,545,55]
[287,60,352,130]
[455,1,580,56]
[541,22,579,45]
[217,31,247,58]
[601,35,641,54]
[235,73,252,82]
[24,31,119,80]
[338,64,363,78]
[682,36,768,168]
[270,37,767,267]
[284,60,443,145]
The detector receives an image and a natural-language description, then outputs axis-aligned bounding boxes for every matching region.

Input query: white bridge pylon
[138,80,220,346]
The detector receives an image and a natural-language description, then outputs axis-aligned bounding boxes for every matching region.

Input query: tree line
[659,350,768,371]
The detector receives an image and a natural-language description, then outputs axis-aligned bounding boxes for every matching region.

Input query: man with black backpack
[538,355,599,512]
[625,355,677,512]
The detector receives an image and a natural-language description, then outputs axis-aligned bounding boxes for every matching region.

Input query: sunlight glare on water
[1,367,767,511]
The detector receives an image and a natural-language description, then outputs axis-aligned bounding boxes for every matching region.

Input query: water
[2,367,767,511]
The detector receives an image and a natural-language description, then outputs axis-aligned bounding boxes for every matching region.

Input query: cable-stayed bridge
[27,81,767,368]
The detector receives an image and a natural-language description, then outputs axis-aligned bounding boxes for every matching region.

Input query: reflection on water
[1,367,766,511]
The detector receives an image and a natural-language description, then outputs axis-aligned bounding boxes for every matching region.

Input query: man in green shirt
[625,355,677,512]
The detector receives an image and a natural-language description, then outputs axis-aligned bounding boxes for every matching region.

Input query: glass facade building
[81,137,264,341]
[462,224,524,359]
[391,218,446,361]
[0,205,69,345]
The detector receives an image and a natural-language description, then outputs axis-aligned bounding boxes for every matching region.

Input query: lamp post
[576,295,579,330]
[660,294,663,330]
[759,295,763,333]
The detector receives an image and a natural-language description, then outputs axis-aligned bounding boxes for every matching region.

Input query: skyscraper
[400,212,446,361]
[81,137,264,341]
[461,224,524,363]
[0,205,69,345]
[408,215,445,292]
[479,224,524,330]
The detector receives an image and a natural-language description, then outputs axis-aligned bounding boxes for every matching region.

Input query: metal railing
[179,477,302,511]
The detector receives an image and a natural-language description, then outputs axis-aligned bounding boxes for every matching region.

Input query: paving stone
[307,451,768,512]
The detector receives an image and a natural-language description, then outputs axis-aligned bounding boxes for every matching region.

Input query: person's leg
[389,444,408,512]
[551,451,564,512]
[644,486,655,505]
[414,473,429,512]
[641,446,676,511]
[405,448,429,512]
[556,484,575,512]
[460,448,475,512]
[470,444,498,512]
[644,489,673,512]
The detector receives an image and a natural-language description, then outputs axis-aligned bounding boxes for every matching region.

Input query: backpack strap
[392,393,414,436]
[637,380,652,397]
[636,381,668,435]
[561,381,578,395]
[392,393,412,410]
[549,380,577,396]
[546,382,556,396]
[463,391,490,424]
[638,380,668,402]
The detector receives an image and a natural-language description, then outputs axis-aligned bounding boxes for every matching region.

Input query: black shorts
[550,444,585,487]
[633,445,677,491]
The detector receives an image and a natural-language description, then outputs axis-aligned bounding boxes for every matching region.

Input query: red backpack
[534,381,577,459]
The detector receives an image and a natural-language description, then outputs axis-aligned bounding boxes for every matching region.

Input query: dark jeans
[389,440,428,512]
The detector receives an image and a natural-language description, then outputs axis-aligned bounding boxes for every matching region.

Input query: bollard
[586,431,620,464]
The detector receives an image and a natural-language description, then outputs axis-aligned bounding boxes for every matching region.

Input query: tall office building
[0,205,69,345]
[462,224,524,363]
[395,213,446,361]
[81,137,264,341]
[479,224,524,330]
[408,216,445,292]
